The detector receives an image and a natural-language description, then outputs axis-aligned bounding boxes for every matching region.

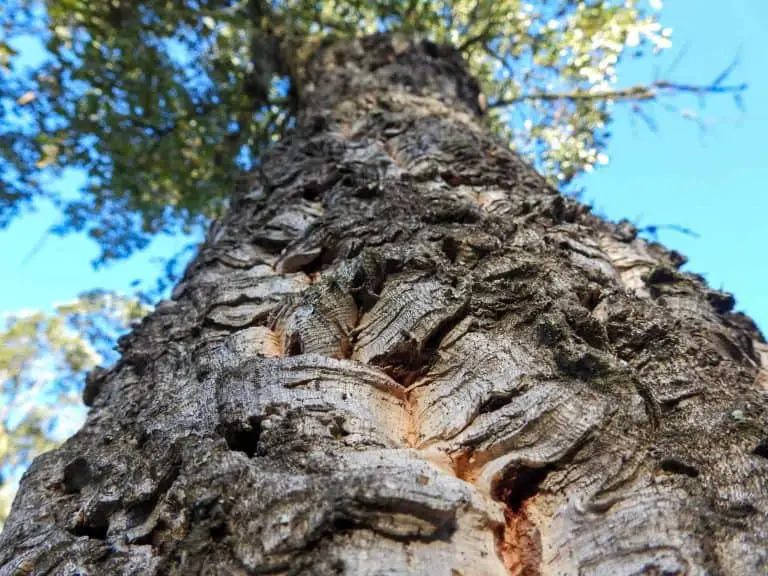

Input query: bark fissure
[2,33,767,576]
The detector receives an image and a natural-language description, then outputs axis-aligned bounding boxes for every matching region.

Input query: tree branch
[489,79,748,108]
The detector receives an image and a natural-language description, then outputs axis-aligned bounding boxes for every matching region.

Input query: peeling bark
[1,34,767,576]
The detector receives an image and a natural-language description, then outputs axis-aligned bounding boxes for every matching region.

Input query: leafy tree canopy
[0,0,744,264]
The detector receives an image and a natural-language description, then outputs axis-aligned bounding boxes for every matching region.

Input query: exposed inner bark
[1,33,767,576]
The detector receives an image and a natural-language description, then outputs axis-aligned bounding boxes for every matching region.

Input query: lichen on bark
[1,34,766,576]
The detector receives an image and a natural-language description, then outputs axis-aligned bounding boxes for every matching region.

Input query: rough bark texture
[2,34,767,575]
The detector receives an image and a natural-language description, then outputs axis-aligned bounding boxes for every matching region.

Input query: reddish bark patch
[451,449,474,482]
[403,391,418,448]
[493,466,549,574]
[496,504,542,576]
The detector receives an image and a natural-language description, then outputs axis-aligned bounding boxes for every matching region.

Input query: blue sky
[1,0,766,333]
[582,0,767,332]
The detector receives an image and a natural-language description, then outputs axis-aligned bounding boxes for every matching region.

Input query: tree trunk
[1,34,767,576]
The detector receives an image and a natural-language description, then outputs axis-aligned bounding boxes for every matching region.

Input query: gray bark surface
[1,34,767,576]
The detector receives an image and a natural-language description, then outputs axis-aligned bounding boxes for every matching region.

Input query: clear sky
[582,0,768,333]
[1,0,766,333]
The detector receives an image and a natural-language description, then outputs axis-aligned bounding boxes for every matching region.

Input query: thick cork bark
[1,34,767,576]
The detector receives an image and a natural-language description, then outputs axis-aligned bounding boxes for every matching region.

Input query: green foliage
[0,0,694,264]
[0,291,147,527]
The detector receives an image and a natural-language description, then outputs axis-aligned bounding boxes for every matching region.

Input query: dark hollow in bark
[1,33,767,576]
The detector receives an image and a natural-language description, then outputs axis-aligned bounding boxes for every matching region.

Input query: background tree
[0,291,147,528]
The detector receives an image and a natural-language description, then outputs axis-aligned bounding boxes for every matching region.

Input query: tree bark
[1,34,767,575]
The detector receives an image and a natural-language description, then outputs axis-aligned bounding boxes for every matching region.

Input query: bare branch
[489,78,747,108]
[638,222,700,241]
